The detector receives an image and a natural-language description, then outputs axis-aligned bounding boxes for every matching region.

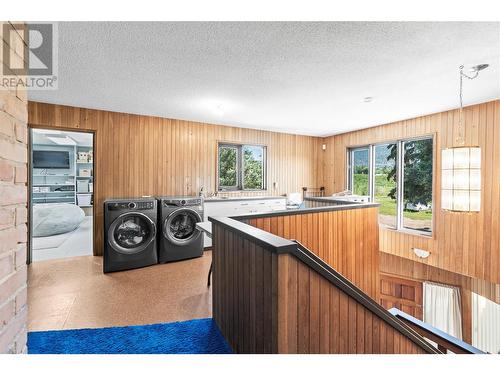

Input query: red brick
[14,286,26,314]
[15,327,27,353]
[0,160,14,182]
[0,138,27,163]
[14,244,26,269]
[15,206,26,225]
[14,124,27,143]
[0,20,27,356]
[0,265,26,302]
[0,227,19,254]
[0,207,15,230]
[0,307,27,353]
[14,165,27,183]
[0,299,14,329]
[15,225,27,244]
[0,253,13,279]
[0,90,28,123]
[0,184,26,206]
[0,111,14,137]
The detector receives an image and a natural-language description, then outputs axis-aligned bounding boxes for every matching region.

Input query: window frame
[347,135,434,236]
[217,142,267,192]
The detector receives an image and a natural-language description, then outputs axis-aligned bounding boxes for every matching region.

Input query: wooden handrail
[389,308,485,354]
[290,240,441,354]
[208,216,442,354]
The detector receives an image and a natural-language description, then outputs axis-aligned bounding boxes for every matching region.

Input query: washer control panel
[162,198,202,207]
[107,201,155,211]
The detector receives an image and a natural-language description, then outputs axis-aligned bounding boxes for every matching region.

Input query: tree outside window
[348,137,433,234]
[218,143,266,191]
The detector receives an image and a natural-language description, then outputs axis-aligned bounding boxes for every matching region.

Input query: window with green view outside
[348,136,433,234]
[351,148,369,196]
[218,143,266,191]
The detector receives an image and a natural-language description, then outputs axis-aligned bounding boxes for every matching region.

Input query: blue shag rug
[28,318,232,354]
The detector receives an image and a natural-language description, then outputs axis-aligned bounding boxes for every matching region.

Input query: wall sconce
[441,64,487,213]
[413,248,430,259]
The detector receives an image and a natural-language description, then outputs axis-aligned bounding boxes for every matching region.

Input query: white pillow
[33,203,85,237]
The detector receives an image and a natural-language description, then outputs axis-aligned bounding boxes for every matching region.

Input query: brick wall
[0,22,28,354]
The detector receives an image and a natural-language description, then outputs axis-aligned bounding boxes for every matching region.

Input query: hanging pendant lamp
[441,64,488,212]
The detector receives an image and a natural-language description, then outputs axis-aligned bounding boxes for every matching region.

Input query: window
[350,147,370,196]
[374,143,397,229]
[218,143,266,191]
[348,136,433,234]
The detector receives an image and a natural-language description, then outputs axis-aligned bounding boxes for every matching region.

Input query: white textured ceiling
[29,22,500,137]
[32,129,93,146]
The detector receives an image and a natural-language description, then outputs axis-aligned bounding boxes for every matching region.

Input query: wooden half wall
[210,213,437,354]
[320,99,500,285]
[28,102,323,255]
[241,205,380,299]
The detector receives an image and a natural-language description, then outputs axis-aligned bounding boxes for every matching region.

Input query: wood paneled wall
[244,207,380,299]
[321,100,500,285]
[211,218,431,354]
[211,223,278,353]
[380,252,500,344]
[28,102,323,255]
[277,253,428,354]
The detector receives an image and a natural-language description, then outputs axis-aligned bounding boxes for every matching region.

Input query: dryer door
[108,212,156,254]
[163,208,202,246]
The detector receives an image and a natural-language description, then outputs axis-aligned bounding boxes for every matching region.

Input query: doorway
[28,128,95,262]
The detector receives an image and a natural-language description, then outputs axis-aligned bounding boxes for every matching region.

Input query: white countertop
[203,196,286,203]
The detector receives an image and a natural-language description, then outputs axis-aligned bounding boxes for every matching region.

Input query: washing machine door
[108,212,156,254]
[163,208,202,246]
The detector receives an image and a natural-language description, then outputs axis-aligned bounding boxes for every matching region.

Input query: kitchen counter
[203,195,285,203]
[230,201,379,220]
[198,200,379,240]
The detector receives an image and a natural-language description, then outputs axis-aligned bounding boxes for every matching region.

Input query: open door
[28,127,95,263]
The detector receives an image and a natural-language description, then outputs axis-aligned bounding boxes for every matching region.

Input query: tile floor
[28,252,212,331]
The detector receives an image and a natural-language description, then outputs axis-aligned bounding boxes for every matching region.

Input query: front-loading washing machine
[157,196,204,263]
[103,198,158,273]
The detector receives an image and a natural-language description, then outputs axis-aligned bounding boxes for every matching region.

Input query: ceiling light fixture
[214,104,224,116]
[35,129,62,135]
[363,96,373,103]
[47,136,77,146]
[441,64,488,212]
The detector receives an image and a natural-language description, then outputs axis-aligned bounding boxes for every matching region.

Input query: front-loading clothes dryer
[104,198,158,273]
[157,196,204,263]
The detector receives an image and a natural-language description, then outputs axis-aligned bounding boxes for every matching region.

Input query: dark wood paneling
[245,207,380,299]
[28,101,323,255]
[212,222,278,353]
